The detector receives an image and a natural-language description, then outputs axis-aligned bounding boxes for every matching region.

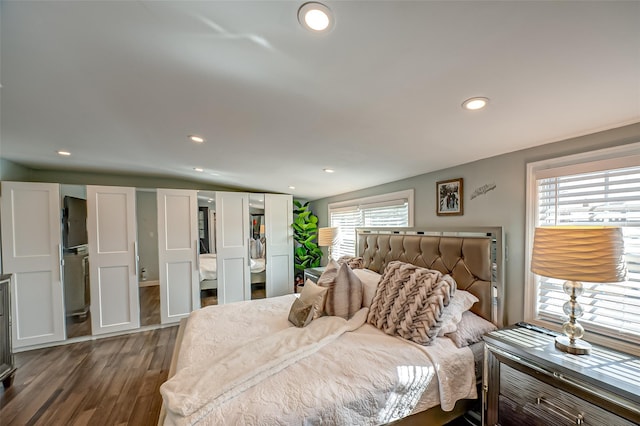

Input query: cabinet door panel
[264,194,293,297]
[87,186,140,335]
[157,189,198,324]
[0,182,65,348]
[215,192,249,304]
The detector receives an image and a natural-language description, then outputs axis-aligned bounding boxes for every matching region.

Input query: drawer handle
[537,396,585,425]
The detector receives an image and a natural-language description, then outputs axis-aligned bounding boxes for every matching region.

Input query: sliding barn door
[0,182,65,348]
[215,191,250,304]
[157,189,199,324]
[87,186,140,335]
[265,194,294,297]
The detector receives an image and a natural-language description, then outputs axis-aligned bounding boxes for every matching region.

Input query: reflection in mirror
[250,194,266,300]
[198,191,218,308]
[137,188,160,326]
[60,184,92,338]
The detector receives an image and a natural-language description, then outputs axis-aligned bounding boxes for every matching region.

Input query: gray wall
[310,122,640,325]
[0,158,31,181]
[136,190,159,282]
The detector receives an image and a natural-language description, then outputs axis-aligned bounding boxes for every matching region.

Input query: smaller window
[328,190,414,259]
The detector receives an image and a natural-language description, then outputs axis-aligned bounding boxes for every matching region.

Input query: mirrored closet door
[249,194,266,300]
[197,191,217,308]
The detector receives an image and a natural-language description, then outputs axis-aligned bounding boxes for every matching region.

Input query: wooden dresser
[0,273,16,388]
[483,324,640,426]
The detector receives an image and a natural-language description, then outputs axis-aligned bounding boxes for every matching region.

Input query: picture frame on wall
[437,178,463,216]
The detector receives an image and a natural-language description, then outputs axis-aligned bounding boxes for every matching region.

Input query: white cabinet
[1,181,293,348]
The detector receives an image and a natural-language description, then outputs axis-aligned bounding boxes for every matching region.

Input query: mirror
[198,191,218,307]
[249,194,266,300]
[136,188,160,327]
[60,184,91,338]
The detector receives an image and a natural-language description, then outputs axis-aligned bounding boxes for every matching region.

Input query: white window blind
[329,193,411,260]
[534,163,640,342]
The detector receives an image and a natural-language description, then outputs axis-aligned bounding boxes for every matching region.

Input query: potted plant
[292,200,323,283]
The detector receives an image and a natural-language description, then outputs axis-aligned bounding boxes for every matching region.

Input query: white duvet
[160,294,476,426]
[198,254,217,281]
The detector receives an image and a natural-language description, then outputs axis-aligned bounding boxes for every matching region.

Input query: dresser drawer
[499,364,634,426]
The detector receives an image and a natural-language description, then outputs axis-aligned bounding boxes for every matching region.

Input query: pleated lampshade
[531,226,627,283]
[317,227,339,247]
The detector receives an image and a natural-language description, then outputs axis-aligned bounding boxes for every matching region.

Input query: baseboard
[139,280,159,288]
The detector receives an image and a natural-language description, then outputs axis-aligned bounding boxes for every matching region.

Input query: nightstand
[303,266,326,284]
[483,325,640,426]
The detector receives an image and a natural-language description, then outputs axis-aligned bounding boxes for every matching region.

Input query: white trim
[525,141,640,352]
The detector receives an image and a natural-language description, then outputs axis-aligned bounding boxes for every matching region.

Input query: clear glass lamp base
[555,335,592,355]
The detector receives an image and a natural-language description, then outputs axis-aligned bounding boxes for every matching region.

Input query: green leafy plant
[292,200,323,277]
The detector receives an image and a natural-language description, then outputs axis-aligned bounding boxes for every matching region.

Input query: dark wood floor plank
[0,326,177,426]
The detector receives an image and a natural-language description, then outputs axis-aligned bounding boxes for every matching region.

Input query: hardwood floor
[0,326,178,426]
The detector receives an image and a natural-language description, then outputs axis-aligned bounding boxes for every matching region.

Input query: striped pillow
[318,260,363,319]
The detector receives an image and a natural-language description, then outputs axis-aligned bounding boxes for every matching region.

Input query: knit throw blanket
[367,261,456,345]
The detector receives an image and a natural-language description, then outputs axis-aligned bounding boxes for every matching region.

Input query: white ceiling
[1,1,639,200]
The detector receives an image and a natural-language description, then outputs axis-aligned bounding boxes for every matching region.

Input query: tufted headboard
[356,227,504,326]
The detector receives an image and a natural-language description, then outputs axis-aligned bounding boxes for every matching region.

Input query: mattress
[160,294,478,425]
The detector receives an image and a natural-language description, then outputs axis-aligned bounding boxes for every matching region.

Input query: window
[329,190,414,259]
[526,143,640,348]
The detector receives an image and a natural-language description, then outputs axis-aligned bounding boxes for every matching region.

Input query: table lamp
[531,226,626,355]
[317,227,339,264]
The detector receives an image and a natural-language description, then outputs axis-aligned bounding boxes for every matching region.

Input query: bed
[199,251,267,291]
[161,227,505,425]
[199,253,218,290]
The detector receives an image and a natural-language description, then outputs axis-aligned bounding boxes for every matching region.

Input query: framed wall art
[436,178,463,216]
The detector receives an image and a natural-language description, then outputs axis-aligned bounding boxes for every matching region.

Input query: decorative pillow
[446,311,497,348]
[437,290,480,336]
[288,297,315,327]
[367,261,456,345]
[352,268,381,308]
[318,260,363,319]
[299,279,328,320]
[337,255,365,269]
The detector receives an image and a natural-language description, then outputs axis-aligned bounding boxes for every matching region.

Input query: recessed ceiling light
[298,2,334,32]
[188,135,205,143]
[462,97,489,111]
[57,150,71,156]
[323,168,335,173]
[194,167,204,172]
[208,198,213,203]
[289,186,296,190]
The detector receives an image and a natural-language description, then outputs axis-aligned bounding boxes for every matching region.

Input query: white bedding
[160,294,477,425]
[198,255,265,282]
[198,254,217,281]
[250,257,265,274]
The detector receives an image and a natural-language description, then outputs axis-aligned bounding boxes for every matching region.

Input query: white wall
[310,122,640,325]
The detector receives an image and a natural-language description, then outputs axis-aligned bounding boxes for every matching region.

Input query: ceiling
[1,1,639,200]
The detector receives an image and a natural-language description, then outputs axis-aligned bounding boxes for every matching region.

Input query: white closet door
[0,182,65,348]
[265,194,294,297]
[157,189,199,324]
[215,191,250,304]
[87,186,140,335]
